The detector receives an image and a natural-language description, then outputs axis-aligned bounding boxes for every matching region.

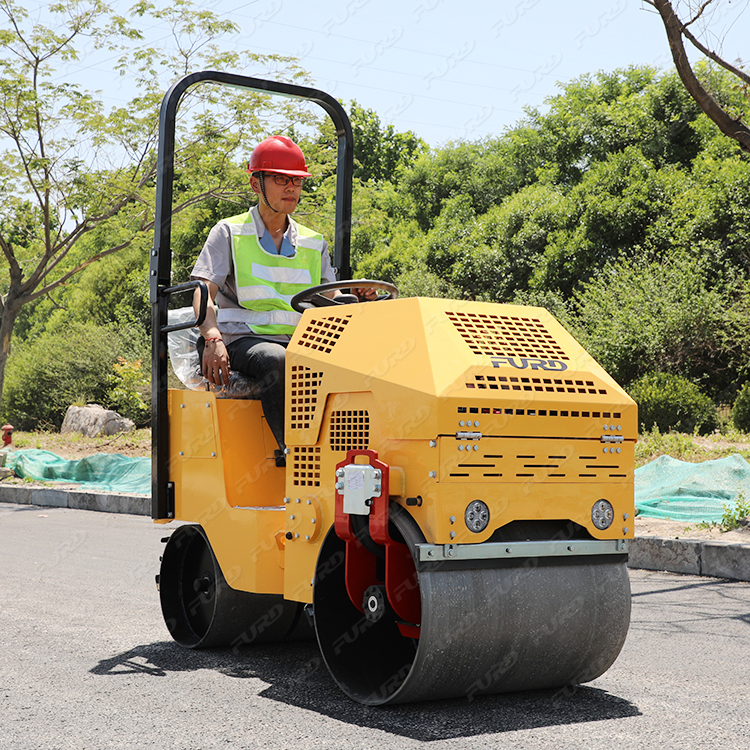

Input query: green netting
[635,454,750,522]
[6,448,749,520]
[6,449,150,495]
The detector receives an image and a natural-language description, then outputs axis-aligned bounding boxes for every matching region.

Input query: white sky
[37,0,750,147]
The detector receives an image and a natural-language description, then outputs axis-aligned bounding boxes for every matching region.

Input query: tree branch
[648,0,750,152]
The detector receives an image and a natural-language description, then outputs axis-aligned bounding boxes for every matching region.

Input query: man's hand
[353,287,378,301]
[193,279,229,385]
[202,338,230,386]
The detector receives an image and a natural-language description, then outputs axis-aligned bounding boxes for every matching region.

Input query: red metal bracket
[334,449,421,634]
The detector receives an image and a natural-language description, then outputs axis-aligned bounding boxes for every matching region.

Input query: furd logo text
[490,356,568,372]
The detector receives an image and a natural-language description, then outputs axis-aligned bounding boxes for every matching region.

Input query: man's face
[251,172,304,214]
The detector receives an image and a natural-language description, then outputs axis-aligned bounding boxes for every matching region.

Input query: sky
[34,0,750,147]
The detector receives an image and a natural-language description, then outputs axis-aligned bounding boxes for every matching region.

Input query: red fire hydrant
[2,424,14,447]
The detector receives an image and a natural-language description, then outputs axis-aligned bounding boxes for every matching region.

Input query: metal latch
[600,434,624,443]
[456,431,482,440]
[335,464,382,516]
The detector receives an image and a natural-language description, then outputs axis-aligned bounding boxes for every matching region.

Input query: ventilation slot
[447,311,568,360]
[290,366,322,430]
[298,315,352,354]
[457,406,619,418]
[468,375,607,396]
[329,410,370,451]
[292,446,321,487]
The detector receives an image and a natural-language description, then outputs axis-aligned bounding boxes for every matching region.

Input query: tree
[0,0,314,414]
[646,0,750,151]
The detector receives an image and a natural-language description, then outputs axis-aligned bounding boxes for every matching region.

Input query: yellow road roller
[150,73,636,706]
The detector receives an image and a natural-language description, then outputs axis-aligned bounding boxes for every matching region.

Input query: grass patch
[8,428,151,458]
[635,425,750,467]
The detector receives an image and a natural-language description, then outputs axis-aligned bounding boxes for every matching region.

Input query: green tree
[570,253,750,397]
[0,0,313,413]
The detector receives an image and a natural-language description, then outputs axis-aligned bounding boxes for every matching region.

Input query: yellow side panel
[167,389,286,595]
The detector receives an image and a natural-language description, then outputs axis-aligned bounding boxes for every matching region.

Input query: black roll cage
[149,71,354,520]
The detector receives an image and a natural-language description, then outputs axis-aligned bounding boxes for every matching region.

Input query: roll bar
[150,71,354,519]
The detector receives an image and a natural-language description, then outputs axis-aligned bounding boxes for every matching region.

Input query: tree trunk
[0,295,23,417]
[650,0,750,152]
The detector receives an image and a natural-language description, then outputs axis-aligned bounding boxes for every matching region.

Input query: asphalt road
[2,502,749,749]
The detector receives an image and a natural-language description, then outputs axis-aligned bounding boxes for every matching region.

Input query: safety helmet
[247,135,311,177]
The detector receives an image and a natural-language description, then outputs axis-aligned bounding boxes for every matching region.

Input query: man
[191,135,369,466]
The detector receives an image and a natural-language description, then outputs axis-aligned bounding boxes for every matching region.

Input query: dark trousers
[198,336,287,453]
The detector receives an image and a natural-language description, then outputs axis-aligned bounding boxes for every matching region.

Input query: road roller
[150,73,636,705]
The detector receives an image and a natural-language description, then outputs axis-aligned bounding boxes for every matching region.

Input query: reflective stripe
[228,223,258,236]
[251,263,312,285]
[236,285,295,304]
[217,308,302,327]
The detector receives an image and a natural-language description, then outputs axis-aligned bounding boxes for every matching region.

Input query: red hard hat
[247,135,311,177]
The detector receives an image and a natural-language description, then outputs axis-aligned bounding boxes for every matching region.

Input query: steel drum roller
[159,525,313,649]
[313,506,631,705]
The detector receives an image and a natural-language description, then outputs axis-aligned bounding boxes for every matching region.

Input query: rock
[61,404,135,438]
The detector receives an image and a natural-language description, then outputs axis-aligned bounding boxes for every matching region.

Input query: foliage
[731,382,750,432]
[627,372,719,435]
[0,0,315,411]
[1,321,144,430]
[634,425,703,467]
[107,357,150,427]
[645,0,750,153]
[720,495,750,531]
[570,253,750,397]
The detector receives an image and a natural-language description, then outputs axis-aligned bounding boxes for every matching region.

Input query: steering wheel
[291,279,398,313]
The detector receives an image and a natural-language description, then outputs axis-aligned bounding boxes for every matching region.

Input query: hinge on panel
[165,481,175,519]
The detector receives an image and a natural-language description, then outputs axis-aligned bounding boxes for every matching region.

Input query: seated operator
[191,135,373,466]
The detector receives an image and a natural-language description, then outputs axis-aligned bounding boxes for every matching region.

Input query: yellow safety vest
[219,211,324,336]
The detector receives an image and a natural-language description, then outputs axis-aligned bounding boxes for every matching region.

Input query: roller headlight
[465,500,490,533]
[591,499,614,530]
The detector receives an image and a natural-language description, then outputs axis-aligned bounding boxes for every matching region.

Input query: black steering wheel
[291,279,398,313]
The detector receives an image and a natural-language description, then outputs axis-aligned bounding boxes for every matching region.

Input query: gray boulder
[61,404,135,438]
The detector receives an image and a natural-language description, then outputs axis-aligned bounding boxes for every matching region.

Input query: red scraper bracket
[334,449,421,637]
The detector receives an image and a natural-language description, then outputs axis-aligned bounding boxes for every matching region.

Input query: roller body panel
[166,390,287,595]
[158,297,635,704]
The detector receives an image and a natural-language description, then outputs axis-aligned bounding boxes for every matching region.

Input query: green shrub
[628,372,718,435]
[732,382,750,432]
[2,321,148,430]
[107,357,151,428]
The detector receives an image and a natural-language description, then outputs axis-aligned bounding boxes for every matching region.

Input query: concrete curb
[0,483,149,516]
[628,536,750,582]
[2,484,750,582]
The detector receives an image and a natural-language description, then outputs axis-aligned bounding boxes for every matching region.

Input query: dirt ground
[635,516,750,542]
[8,428,151,459]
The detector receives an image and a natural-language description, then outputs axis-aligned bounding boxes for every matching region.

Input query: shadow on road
[91,641,640,740]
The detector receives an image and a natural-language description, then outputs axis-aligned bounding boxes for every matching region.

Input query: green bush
[731,382,750,432]
[107,357,151,428]
[628,372,718,435]
[2,321,149,430]
[571,253,745,398]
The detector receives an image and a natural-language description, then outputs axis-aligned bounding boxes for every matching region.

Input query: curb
[0,483,149,516]
[2,484,750,582]
[628,536,750,582]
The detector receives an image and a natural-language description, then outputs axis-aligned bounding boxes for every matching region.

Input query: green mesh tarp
[7,449,150,495]
[6,448,749,519]
[635,454,750,522]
